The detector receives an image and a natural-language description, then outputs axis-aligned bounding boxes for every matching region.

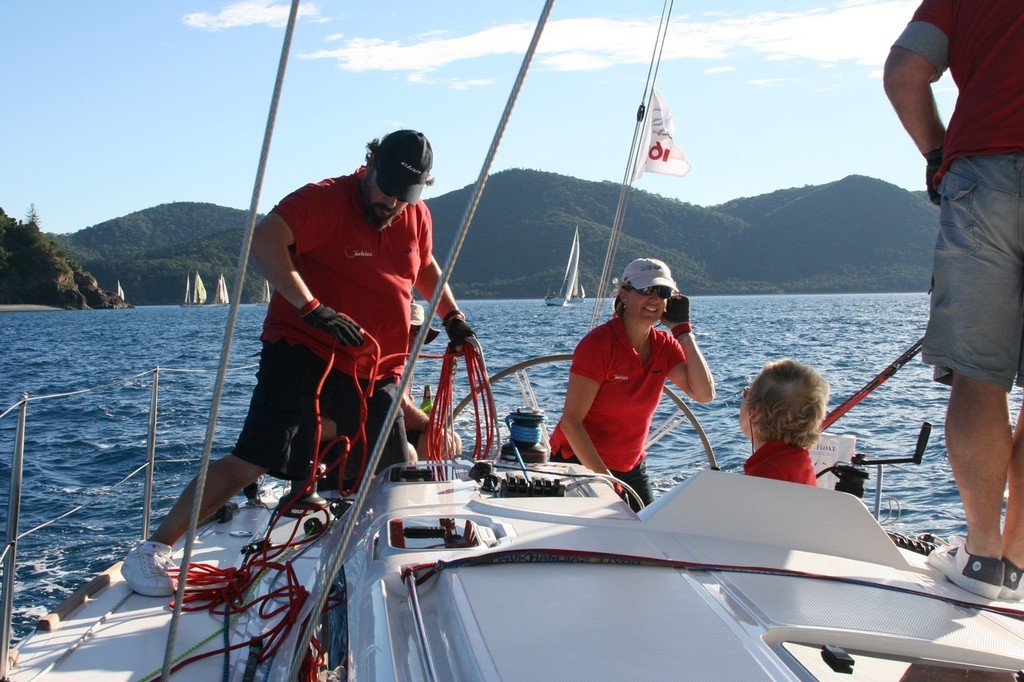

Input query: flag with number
[632,89,691,181]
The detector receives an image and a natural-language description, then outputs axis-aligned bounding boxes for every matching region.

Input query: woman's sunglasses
[624,284,673,299]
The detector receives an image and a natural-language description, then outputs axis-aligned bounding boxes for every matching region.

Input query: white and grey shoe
[927,537,1004,601]
[999,558,1023,601]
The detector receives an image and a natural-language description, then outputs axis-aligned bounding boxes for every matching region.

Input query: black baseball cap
[374,130,433,205]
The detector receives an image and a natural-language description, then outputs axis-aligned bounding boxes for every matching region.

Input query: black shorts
[233,340,408,482]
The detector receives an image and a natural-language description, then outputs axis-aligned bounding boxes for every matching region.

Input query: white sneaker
[927,537,1003,600]
[121,541,176,597]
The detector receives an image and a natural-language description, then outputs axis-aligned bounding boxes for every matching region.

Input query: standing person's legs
[1001,402,1024,597]
[945,374,1012,559]
[922,153,1024,598]
[149,455,268,548]
[122,340,318,596]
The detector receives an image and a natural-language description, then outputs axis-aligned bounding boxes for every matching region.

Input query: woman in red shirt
[549,258,716,510]
[741,359,830,486]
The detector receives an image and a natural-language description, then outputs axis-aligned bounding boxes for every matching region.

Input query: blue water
[0,295,1005,640]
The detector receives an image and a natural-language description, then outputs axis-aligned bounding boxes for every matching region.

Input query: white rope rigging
[160,0,302,677]
[286,2,559,676]
[588,0,676,330]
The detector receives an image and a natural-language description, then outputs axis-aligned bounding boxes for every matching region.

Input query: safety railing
[0,363,257,679]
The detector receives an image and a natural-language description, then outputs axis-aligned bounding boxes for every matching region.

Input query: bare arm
[883,46,946,153]
[558,372,611,476]
[402,392,462,458]
[414,257,460,320]
[251,213,316,309]
[667,336,715,403]
[402,393,430,432]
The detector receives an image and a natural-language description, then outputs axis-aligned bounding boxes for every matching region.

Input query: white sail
[258,279,271,305]
[210,273,229,306]
[544,226,581,307]
[116,281,125,301]
[194,272,207,304]
[183,271,207,306]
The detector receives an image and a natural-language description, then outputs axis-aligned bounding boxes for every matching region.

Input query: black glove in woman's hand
[662,295,690,326]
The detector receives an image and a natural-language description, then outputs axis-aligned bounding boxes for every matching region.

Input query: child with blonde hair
[740,359,829,486]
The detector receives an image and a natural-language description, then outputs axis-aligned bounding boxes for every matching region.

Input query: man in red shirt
[121,130,476,596]
[884,2,1024,600]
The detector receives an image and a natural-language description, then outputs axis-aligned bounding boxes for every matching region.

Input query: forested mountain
[428,170,936,297]
[50,203,269,306]
[0,208,126,309]
[33,170,938,305]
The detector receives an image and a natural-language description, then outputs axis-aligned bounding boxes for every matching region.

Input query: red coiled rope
[425,341,498,473]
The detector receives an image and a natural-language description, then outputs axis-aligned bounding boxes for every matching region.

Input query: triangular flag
[632,89,691,182]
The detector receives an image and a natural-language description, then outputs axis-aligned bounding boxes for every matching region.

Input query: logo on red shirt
[345,247,373,258]
[605,372,630,381]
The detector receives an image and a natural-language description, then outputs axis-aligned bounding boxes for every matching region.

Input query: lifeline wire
[161,1,301,678]
[287,2,558,676]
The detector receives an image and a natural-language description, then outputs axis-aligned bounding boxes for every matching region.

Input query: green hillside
[42,170,939,305]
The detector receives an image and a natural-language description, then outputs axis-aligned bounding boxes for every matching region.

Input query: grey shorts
[924,153,1024,390]
[233,340,407,482]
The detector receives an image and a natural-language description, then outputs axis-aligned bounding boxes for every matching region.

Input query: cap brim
[628,276,678,291]
[376,168,425,205]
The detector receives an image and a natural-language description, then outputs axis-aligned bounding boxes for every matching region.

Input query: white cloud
[183,1,321,31]
[703,66,735,75]
[299,2,920,88]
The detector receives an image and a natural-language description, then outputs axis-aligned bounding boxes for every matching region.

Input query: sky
[2,0,955,235]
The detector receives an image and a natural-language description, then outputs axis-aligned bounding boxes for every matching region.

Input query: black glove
[303,304,364,346]
[444,312,476,347]
[924,146,943,206]
[662,295,690,326]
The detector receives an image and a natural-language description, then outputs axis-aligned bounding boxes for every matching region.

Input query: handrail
[0,362,259,671]
[404,571,439,682]
[0,398,27,680]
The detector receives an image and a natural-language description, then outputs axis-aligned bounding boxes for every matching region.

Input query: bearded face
[360,169,406,230]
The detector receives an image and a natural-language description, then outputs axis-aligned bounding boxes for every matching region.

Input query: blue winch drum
[501,408,550,463]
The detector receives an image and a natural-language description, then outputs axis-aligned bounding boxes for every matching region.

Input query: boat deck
[9,465,1024,680]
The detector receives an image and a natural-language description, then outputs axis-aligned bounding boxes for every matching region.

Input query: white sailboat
[257,278,271,305]
[115,280,125,301]
[544,225,583,306]
[180,270,206,307]
[209,273,229,306]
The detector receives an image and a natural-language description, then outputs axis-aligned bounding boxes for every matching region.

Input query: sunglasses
[624,284,673,299]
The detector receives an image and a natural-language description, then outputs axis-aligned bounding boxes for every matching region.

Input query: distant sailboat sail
[258,279,271,305]
[544,226,583,307]
[116,281,125,301]
[210,273,229,306]
[182,271,207,307]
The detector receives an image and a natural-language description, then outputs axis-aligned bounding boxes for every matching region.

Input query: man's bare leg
[945,373,1012,559]
[149,454,267,547]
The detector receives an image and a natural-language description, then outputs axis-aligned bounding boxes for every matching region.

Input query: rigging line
[0,370,157,417]
[14,462,149,542]
[820,337,924,431]
[0,363,257,421]
[286,2,558,676]
[161,1,302,679]
[588,0,675,329]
